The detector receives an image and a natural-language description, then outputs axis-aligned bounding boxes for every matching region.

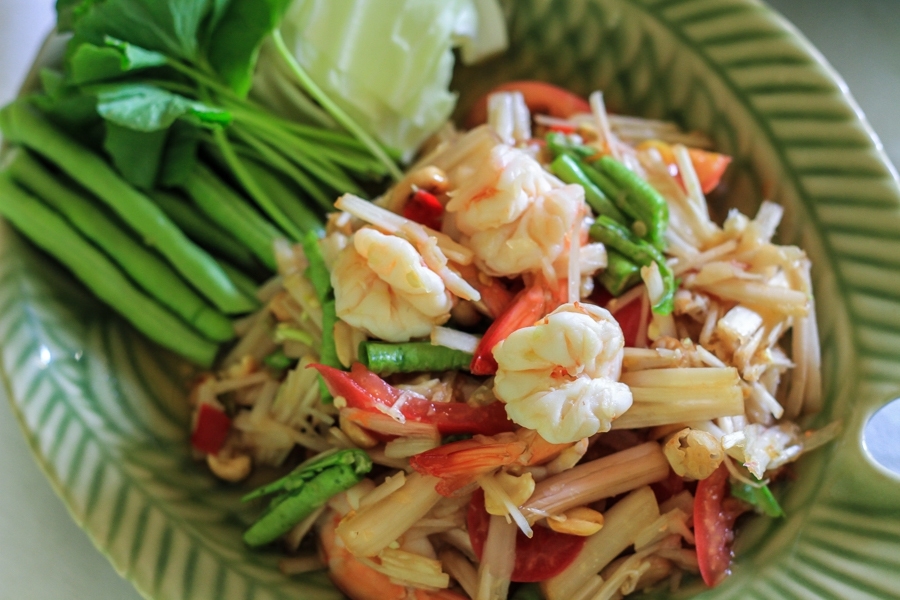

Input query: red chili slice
[467,488,586,582]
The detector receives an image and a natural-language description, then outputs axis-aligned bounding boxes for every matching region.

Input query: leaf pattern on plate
[3,0,900,598]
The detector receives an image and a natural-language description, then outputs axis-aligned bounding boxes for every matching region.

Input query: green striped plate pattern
[3,0,900,598]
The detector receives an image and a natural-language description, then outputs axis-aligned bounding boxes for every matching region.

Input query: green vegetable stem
[0,175,218,366]
[6,150,234,342]
[242,449,372,547]
[359,341,474,376]
[0,100,254,315]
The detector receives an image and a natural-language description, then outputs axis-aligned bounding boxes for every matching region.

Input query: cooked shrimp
[410,428,569,496]
[331,227,454,342]
[319,509,467,600]
[493,303,633,444]
[444,136,585,279]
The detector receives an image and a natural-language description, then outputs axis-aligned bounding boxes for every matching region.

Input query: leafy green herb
[205,0,293,96]
[95,84,231,131]
[68,37,167,84]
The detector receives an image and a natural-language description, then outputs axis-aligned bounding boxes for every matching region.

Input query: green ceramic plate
[3,1,900,598]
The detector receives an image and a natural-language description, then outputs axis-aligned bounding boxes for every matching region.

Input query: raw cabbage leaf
[257,0,507,160]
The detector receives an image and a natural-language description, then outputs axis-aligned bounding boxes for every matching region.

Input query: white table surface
[1,1,898,598]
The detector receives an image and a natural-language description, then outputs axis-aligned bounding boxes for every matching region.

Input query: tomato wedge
[467,81,592,128]
[589,288,644,348]
[694,464,749,587]
[470,284,552,376]
[688,148,732,194]
[311,363,516,436]
[637,140,731,195]
[467,489,586,582]
[190,403,232,454]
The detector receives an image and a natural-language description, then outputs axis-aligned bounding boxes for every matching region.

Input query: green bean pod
[599,250,642,297]
[591,217,675,315]
[6,150,235,342]
[241,159,324,236]
[359,341,473,376]
[550,154,628,225]
[242,449,372,547]
[595,155,669,251]
[242,464,360,547]
[243,448,372,501]
[0,175,218,366]
[301,231,333,304]
[151,190,260,272]
[181,164,280,270]
[0,100,254,315]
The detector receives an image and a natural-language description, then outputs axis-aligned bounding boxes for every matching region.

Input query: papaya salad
[187,84,838,599]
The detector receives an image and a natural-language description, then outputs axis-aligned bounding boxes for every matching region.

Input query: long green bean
[359,341,473,376]
[150,190,260,271]
[181,164,280,270]
[0,100,253,315]
[595,156,669,251]
[241,159,324,235]
[0,175,218,366]
[550,154,628,225]
[599,250,642,297]
[242,449,371,547]
[7,150,234,342]
[590,216,675,314]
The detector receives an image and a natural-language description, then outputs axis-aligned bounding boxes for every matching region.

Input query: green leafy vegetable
[205,0,294,95]
[61,0,210,60]
[95,84,231,131]
[68,37,167,84]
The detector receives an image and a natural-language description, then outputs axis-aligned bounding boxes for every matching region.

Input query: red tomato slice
[694,464,748,587]
[470,283,558,376]
[190,403,231,454]
[688,148,732,194]
[589,288,644,348]
[466,81,592,128]
[611,295,644,348]
[467,489,586,582]
[311,363,515,436]
[637,140,731,194]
